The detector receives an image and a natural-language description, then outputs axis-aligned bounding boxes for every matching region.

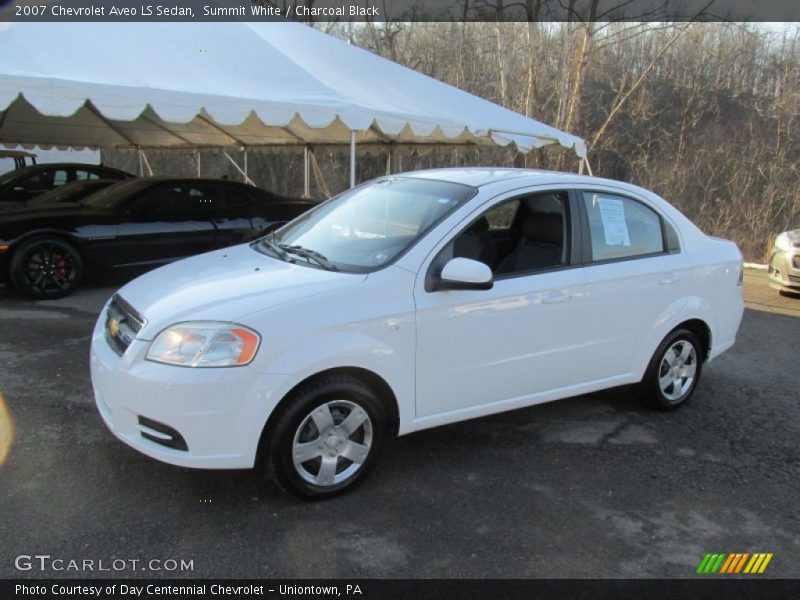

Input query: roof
[401,167,598,188]
[0,22,585,158]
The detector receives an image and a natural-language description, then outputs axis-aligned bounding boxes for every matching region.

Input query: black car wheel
[263,375,387,500]
[9,237,84,299]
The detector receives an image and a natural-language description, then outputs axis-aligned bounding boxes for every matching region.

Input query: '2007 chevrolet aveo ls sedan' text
[90,169,744,499]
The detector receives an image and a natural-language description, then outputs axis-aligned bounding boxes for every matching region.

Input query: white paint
[89,168,745,472]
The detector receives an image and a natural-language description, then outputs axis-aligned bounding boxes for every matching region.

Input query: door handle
[543,292,571,304]
[658,275,681,286]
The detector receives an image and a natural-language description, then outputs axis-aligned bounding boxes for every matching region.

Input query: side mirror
[436,257,494,291]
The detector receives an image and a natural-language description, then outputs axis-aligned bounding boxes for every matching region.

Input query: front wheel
[9,237,84,299]
[638,329,703,410]
[264,375,387,500]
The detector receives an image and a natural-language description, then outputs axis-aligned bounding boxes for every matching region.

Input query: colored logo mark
[696,553,773,574]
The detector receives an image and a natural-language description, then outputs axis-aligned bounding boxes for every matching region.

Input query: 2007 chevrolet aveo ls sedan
[91,169,744,499]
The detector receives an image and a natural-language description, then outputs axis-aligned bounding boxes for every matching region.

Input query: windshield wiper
[258,234,294,262]
[279,244,339,271]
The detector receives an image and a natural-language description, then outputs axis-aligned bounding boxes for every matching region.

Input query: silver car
[768,229,800,294]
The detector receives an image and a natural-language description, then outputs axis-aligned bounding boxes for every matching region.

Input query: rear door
[578,189,691,381]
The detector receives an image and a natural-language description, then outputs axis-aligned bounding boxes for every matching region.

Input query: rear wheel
[638,328,703,410]
[9,237,84,299]
[264,375,386,500]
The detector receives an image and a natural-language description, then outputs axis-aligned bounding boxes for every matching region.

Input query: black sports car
[0,177,315,299]
[0,163,133,203]
[0,178,118,213]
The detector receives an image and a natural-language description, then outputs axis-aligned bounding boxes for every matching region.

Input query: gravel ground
[0,268,797,579]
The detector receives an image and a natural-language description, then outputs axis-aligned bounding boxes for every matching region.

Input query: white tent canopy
[0,21,587,185]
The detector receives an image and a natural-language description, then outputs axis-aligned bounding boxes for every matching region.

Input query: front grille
[137,416,188,451]
[105,294,146,356]
[789,274,800,284]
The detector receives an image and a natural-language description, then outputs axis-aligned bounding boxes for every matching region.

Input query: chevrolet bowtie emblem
[108,317,120,337]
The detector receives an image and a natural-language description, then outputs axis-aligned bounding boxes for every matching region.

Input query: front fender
[246,327,415,448]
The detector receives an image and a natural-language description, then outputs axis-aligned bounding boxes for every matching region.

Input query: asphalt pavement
[0,268,797,579]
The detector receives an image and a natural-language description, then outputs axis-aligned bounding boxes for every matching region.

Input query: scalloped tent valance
[0,21,586,160]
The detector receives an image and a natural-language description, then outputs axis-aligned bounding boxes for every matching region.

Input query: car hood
[115,243,366,340]
[0,203,104,222]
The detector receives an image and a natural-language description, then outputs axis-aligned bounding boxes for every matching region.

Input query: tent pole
[583,156,594,176]
[349,130,356,189]
[140,149,153,177]
[303,146,310,198]
[243,148,248,184]
[137,148,144,177]
[223,150,255,185]
[196,149,201,177]
[578,158,584,174]
[386,145,392,176]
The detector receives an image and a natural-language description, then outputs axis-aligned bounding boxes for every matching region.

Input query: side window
[484,200,519,230]
[186,184,225,211]
[17,171,53,193]
[450,191,569,277]
[75,169,100,181]
[52,169,69,187]
[582,192,664,261]
[129,185,187,214]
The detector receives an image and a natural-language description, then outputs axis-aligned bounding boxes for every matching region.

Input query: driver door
[413,189,587,420]
[112,183,216,268]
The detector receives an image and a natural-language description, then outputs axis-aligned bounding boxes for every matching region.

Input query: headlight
[146,322,260,367]
[774,232,792,253]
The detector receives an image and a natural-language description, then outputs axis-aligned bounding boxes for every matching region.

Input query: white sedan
[90,169,744,499]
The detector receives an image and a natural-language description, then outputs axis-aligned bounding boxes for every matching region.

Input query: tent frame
[89,131,592,195]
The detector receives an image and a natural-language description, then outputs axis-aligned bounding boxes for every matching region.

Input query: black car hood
[0,203,107,223]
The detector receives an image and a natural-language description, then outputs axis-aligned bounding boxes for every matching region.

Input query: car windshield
[27,180,113,206]
[258,177,476,273]
[0,167,30,187]
[80,179,149,209]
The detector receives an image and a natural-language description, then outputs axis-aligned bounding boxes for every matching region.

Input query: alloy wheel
[291,400,373,487]
[658,340,697,401]
[20,242,77,295]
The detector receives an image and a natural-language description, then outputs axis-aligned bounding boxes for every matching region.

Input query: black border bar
[3,579,800,600]
[3,0,800,22]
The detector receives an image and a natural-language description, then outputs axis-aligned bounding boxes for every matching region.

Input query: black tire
[637,328,704,411]
[9,236,84,299]
[264,375,387,500]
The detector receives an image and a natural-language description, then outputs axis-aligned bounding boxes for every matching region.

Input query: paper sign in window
[598,197,631,247]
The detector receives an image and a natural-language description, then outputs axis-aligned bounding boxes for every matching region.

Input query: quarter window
[582,192,664,261]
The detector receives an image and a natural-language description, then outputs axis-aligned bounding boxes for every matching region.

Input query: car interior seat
[452,217,497,267]
[495,213,563,274]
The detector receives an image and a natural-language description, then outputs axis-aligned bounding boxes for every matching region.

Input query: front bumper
[90,313,286,469]
[768,249,800,292]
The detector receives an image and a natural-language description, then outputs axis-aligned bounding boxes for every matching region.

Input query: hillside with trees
[103,21,800,261]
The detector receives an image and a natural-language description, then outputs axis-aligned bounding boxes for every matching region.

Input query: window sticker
[597,197,631,247]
